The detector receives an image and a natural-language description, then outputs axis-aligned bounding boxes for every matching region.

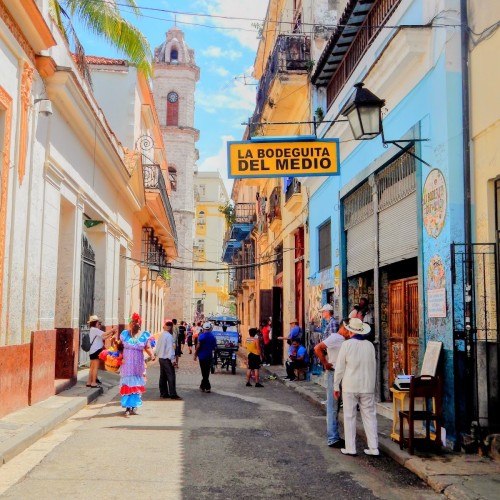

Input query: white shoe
[364,448,380,456]
[340,448,357,456]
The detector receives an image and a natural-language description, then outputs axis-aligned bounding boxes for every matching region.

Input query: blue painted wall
[310,37,465,438]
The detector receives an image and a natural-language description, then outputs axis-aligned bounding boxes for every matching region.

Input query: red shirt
[262,325,271,345]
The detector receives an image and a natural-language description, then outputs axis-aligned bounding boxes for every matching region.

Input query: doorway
[79,235,96,366]
[388,277,419,387]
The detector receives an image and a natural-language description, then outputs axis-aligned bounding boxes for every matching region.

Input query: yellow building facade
[226,0,336,360]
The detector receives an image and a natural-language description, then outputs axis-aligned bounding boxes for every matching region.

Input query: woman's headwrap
[128,312,142,325]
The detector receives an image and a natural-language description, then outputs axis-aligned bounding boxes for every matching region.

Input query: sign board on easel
[420,341,443,376]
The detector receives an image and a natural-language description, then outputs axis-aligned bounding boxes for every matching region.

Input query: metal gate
[451,243,500,445]
[79,235,96,366]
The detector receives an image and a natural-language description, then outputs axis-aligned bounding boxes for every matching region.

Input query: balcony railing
[252,34,311,126]
[143,164,177,242]
[326,0,401,107]
[285,178,301,203]
[234,202,256,224]
[268,187,281,224]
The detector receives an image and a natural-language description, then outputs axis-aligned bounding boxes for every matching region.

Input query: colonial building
[153,27,200,321]
[468,0,500,437]
[193,172,229,320]
[88,57,178,335]
[310,0,470,443]
[223,0,339,363]
[0,0,176,417]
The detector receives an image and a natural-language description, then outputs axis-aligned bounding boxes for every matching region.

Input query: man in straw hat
[334,317,379,456]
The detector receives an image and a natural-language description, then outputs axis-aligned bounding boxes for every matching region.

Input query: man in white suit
[334,317,379,456]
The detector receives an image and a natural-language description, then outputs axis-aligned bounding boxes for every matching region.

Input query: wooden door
[388,277,419,387]
[295,228,305,330]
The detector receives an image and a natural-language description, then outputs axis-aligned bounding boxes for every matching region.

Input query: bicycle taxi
[207,315,240,374]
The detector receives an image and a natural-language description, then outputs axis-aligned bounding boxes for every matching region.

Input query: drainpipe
[457,0,473,451]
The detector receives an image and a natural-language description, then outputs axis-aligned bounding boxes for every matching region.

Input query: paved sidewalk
[0,369,115,466]
[251,352,500,500]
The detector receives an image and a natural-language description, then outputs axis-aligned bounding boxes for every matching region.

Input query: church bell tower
[153,27,200,321]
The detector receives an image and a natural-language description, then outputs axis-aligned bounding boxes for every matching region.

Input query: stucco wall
[309,0,464,435]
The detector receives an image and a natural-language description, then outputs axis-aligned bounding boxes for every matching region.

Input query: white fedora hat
[344,317,371,335]
[87,314,99,324]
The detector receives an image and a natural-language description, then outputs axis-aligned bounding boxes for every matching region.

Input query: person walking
[178,321,186,353]
[194,322,217,393]
[313,304,345,448]
[172,318,181,363]
[156,321,182,400]
[186,323,194,354]
[260,319,272,366]
[245,328,264,387]
[86,315,116,388]
[334,318,379,456]
[119,313,155,417]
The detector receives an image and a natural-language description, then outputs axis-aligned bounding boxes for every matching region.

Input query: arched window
[168,165,177,191]
[197,211,205,226]
[166,91,179,126]
[170,48,178,62]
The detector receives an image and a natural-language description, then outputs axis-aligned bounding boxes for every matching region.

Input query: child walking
[245,328,264,388]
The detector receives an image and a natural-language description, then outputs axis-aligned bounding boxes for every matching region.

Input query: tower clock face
[167,92,178,103]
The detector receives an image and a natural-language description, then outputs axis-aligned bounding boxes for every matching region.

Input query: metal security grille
[377,147,416,211]
[451,243,500,440]
[343,181,373,230]
[79,235,96,366]
[344,148,416,277]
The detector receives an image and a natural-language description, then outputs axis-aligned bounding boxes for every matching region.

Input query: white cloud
[196,0,269,51]
[213,66,230,77]
[199,135,235,194]
[196,71,257,117]
[201,46,242,60]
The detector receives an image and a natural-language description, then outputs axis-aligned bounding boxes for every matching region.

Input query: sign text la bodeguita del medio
[227,138,340,179]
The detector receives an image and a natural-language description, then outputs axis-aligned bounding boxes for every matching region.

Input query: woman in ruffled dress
[119,313,156,417]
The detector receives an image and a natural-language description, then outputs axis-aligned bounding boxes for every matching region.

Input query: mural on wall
[427,255,447,318]
[307,283,323,326]
[423,169,447,238]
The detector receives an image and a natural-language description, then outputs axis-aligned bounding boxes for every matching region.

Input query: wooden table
[390,387,438,443]
[390,388,409,442]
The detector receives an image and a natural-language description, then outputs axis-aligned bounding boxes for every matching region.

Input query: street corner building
[226,0,500,451]
[0,1,177,417]
[307,0,500,447]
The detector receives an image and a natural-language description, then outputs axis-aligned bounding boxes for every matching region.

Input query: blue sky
[74,0,270,193]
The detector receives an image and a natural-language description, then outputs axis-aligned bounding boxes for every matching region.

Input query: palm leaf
[52,0,152,76]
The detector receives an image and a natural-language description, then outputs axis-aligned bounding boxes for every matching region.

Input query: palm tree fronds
[53,0,152,76]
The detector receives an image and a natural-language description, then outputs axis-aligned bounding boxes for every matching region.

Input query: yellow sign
[227,138,340,179]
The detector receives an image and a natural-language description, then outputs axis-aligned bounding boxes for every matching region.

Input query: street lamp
[340,83,385,140]
[340,82,430,165]
[149,264,161,281]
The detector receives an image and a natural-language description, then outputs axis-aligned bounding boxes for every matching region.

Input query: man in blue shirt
[314,303,345,448]
[278,319,303,345]
[284,339,308,381]
[194,322,217,393]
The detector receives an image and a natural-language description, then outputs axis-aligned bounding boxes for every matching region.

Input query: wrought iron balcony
[268,186,281,225]
[253,34,311,125]
[143,164,177,242]
[285,178,301,203]
[234,202,256,224]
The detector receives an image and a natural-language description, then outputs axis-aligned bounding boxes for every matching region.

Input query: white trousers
[342,392,378,453]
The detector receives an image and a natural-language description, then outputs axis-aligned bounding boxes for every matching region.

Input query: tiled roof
[84,55,129,66]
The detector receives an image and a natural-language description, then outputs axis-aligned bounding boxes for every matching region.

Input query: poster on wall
[427,288,447,318]
[423,169,447,238]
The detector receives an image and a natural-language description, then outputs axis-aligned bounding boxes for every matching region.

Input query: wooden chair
[399,375,442,455]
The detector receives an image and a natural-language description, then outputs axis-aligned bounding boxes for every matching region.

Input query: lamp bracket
[382,136,432,167]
